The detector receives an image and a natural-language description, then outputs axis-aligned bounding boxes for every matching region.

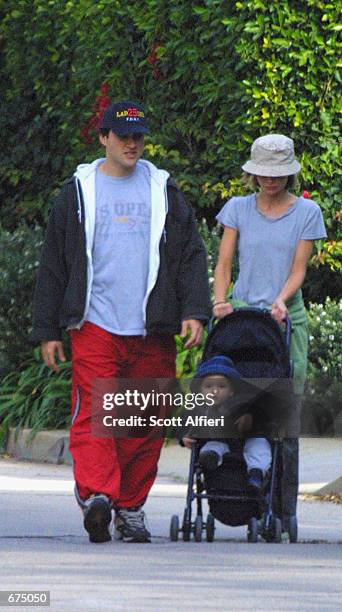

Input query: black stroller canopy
[203,309,291,380]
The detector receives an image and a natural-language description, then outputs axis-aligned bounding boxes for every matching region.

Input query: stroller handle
[208,307,292,349]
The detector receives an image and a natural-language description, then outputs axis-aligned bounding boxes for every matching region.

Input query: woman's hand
[270,240,313,325]
[213,302,234,319]
[182,436,195,449]
[234,413,253,434]
[271,298,288,324]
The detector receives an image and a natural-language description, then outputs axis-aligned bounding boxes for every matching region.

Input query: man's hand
[182,436,195,449]
[234,413,253,434]
[213,302,233,320]
[41,340,66,373]
[271,298,288,324]
[180,319,203,349]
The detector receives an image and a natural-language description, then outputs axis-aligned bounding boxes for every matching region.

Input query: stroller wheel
[194,516,203,542]
[247,517,258,543]
[182,510,191,542]
[170,515,179,542]
[288,515,298,543]
[206,513,215,542]
[273,517,282,543]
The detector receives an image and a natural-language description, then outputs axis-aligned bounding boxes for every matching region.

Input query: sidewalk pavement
[1,437,341,610]
[4,432,342,494]
[159,437,342,495]
[1,454,342,545]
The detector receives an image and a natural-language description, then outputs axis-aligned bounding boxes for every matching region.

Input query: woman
[213,133,327,532]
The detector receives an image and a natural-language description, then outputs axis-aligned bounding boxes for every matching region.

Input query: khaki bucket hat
[242,134,301,177]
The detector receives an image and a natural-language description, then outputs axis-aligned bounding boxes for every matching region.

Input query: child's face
[200,375,234,406]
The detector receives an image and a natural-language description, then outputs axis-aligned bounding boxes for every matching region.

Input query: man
[31,100,211,543]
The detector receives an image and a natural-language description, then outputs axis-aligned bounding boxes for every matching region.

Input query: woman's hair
[99,128,110,137]
[242,173,298,191]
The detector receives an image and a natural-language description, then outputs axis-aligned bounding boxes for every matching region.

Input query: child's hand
[234,413,253,433]
[182,436,195,449]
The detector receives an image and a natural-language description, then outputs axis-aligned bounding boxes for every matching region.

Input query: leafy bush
[0,348,71,437]
[1,1,340,244]
[0,224,44,375]
[0,0,147,229]
[302,298,342,434]
[307,298,342,388]
[199,218,222,287]
[303,260,342,305]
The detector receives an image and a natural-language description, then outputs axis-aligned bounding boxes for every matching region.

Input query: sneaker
[199,450,219,471]
[115,507,151,543]
[113,512,123,541]
[83,494,112,543]
[247,468,264,496]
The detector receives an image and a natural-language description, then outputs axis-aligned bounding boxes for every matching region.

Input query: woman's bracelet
[213,301,226,307]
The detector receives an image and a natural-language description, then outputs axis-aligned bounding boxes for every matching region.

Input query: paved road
[0,439,341,611]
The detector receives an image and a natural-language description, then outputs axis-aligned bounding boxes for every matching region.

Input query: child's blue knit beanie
[194,355,241,380]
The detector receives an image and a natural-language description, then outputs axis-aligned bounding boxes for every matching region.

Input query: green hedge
[1,1,341,237]
[303,298,342,435]
[0,224,44,374]
[0,349,71,437]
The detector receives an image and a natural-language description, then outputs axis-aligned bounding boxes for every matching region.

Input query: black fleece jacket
[31,176,212,343]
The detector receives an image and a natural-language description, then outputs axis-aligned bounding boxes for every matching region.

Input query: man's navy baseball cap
[100,100,149,135]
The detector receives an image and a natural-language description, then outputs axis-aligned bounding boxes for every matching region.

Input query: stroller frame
[170,308,298,544]
[170,439,281,543]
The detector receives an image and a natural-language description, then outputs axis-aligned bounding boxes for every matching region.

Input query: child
[182,355,272,493]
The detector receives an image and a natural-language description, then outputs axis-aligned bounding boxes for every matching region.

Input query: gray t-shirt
[216,194,327,308]
[86,161,151,334]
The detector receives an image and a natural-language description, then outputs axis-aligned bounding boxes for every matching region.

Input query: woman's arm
[213,227,238,319]
[271,239,314,323]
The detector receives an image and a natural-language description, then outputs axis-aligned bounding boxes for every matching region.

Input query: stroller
[170,308,298,544]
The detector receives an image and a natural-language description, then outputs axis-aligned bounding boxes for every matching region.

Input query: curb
[5,429,179,468]
[314,477,342,496]
[6,429,72,466]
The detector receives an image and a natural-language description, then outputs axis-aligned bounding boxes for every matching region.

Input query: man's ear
[99,133,108,147]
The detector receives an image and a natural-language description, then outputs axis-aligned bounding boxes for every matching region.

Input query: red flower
[80,126,93,145]
[98,96,111,111]
[302,190,311,199]
[152,67,163,80]
[81,83,111,146]
[99,82,109,94]
[89,115,99,129]
[148,42,161,65]
[148,50,157,65]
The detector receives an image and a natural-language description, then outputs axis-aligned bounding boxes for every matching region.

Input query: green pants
[228,292,307,519]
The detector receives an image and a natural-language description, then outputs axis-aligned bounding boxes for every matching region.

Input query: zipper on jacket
[74,177,82,224]
[141,179,169,334]
[72,175,95,330]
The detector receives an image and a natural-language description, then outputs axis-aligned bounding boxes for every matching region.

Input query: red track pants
[69,322,176,508]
